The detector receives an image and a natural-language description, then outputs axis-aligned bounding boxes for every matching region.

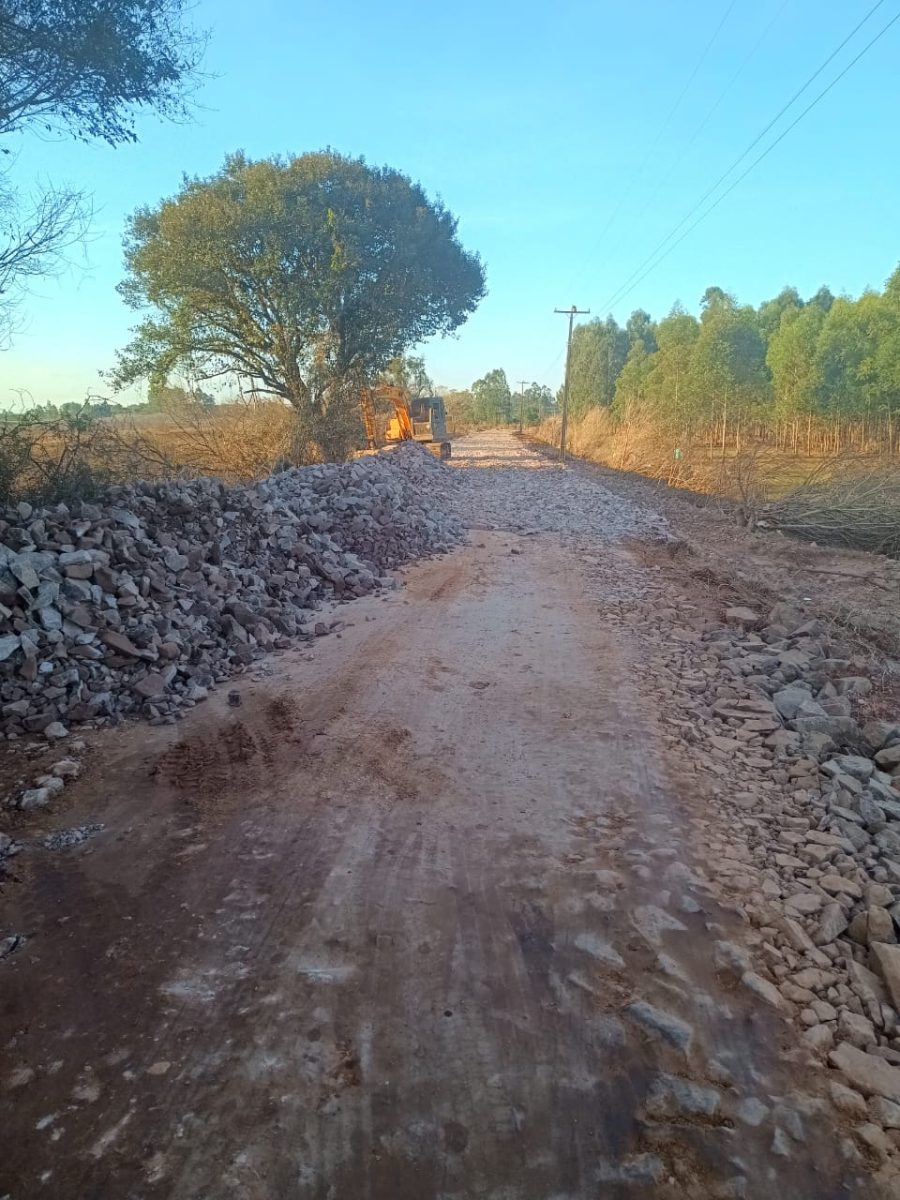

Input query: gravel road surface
[0,431,887,1199]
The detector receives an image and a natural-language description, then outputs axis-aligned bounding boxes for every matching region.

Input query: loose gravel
[443,430,668,540]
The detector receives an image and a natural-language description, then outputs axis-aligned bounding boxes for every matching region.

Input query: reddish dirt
[0,534,874,1198]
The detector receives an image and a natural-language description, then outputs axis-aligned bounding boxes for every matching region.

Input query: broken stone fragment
[867,906,897,946]
[19,786,51,810]
[870,942,900,1011]
[875,745,900,771]
[830,1042,900,1104]
[51,759,80,779]
[0,633,20,661]
[725,607,761,628]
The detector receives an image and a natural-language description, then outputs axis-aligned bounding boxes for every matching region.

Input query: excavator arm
[360,384,413,446]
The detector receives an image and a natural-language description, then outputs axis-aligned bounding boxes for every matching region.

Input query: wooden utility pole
[554,305,590,462]
[517,379,528,433]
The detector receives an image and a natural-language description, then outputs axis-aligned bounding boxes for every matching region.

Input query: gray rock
[876,745,900,771]
[858,794,886,827]
[19,786,51,810]
[42,823,103,850]
[624,1001,693,1051]
[870,942,900,1010]
[862,720,900,754]
[595,1155,664,1185]
[0,934,25,960]
[644,1074,721,1119]
[791,716,859,743]
[825,755,875,784]
[830,1042,900,1103]
[162,548,189,572]
[0,634,20,661]
[869,1095,900,1129]
[774,686,814,720]
[735,1096,770,1127]
[742,970,790,1013]
[815,902,849,945]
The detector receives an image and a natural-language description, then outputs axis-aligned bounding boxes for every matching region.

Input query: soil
[0,432,892,1198]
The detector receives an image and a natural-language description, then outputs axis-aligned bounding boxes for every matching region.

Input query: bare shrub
[0,405,175,506]
[762,464,900,557]
[137,397,300,482]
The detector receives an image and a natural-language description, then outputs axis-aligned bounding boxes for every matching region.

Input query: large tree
[0,0,203,143]
[0,0,203,342]
[766,304,825,426]
[113,151,485,455]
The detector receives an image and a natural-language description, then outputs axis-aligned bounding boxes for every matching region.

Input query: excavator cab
[362,386,451,460]
[391,396,450,458]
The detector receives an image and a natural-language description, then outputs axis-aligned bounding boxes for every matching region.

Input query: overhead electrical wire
[620,0,792,235]
[587,0,740,258]
[603,7,900,312]
[600,0,891,312]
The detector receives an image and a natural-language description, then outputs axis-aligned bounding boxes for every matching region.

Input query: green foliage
[381,355,433,397]
[613,342,653,412]
[767,304,825,422]
[566,265,900,446]
[471,369,512,425]
[0,0,203,345]
[0,0,204,143]
[567,317,628,414]
[147,380,214,410]
[114,150,485,458]
[644,306,700,425]
[520,382,552,424]
[439,388,475,432]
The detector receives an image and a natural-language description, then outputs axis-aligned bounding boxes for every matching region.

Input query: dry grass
[529,410,900,558]
[129,399,301,482]
[0,398,319,505]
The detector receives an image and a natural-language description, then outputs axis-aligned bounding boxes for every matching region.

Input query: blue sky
[2,0,899,404]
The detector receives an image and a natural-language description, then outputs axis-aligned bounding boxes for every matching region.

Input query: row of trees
[440,370,553,430]
[567,272,900,454]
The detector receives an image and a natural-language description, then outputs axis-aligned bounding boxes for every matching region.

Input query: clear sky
[2,0,899,405]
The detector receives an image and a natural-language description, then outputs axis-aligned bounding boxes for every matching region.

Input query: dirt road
[0,434,880,1197]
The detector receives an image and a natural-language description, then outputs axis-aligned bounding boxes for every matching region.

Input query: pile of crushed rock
[0,444,462,745]
[587,546,900,1168]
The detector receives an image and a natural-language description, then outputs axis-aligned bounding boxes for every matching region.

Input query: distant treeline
[565,266,900,455]
[0,385,217,424]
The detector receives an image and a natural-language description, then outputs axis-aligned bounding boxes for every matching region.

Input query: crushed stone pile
[585,543,900,1161]
[0,444,461,745]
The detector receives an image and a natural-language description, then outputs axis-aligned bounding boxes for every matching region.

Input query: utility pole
[554,305,590,462]
[517,379,528,434]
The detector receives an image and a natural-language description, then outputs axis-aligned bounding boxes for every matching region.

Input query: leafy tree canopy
[0,0,204,144]
[113,151,486,453]
[381,354,433,397]
[471,368,512,425]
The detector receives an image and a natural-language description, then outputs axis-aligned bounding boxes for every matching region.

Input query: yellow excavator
[359,384,452,460]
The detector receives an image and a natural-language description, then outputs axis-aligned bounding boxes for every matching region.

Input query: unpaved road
[0,433,879,1197]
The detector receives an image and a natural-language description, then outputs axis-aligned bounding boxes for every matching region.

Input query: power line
[587,0,739,259]
[601,0,890,312]
[622,0,792,236]
[605,7,900,312]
